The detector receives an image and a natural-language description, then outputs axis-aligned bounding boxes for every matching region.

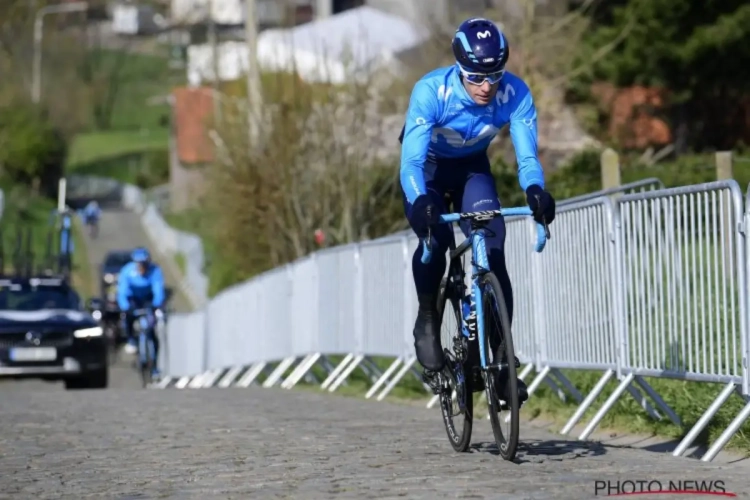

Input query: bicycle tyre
[138,332,153,388]
[480,272,520,461]
[436,277,474,453]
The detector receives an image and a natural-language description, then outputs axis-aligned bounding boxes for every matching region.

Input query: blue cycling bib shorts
[402,153,515,324]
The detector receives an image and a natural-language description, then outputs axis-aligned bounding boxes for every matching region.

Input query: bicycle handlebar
[421,207,550,265]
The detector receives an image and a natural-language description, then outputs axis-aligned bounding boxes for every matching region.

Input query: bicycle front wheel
[138,332,154,388]
[436,277,474,452]
[480,272,520,461]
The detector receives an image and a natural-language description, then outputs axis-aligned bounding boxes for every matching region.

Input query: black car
[0,276,108,390]
[99,249,132,302]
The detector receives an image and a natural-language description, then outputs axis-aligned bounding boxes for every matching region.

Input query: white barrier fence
[148,178,750,462]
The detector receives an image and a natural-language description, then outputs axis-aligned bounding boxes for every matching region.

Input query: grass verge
[70,218,95,299]
[174,252,186,276]
[0,186,95,300]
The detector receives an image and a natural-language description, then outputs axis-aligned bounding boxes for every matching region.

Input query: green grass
[63,48,182,188]
[174,252,186,276]
[0,189,58,273]
[66,129,168,169]
[65,129,170,189]
[70,218,94,300]
[0,187,95,300]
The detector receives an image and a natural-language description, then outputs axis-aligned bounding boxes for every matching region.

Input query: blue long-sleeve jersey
[117,261,165,310]
[399,65,545,204]
[84,202,101,219]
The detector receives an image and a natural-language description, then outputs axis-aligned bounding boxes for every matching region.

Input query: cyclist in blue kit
[399,18,557,402]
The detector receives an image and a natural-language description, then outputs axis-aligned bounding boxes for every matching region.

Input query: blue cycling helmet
[131,247,151,264]
[452,18,509,76]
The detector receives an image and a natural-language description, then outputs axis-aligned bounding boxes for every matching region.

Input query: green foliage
[570,0,750,150]
[0,101,67,197]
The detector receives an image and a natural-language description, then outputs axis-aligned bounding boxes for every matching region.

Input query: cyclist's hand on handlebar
[410,194,440,237]
[525,185,556,225]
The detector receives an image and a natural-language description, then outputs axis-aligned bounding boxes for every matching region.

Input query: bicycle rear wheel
[480,272,520,461]
[436,277,474,452]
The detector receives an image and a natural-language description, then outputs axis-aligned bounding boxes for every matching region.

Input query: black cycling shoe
[413,294,445,372]
[495,356,529,405]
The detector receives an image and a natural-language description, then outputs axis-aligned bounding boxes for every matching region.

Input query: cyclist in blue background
[83,200,101,226]
[399,18,557,403]
[117,247,166,378]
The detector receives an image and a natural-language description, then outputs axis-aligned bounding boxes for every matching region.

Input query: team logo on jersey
[432,125,499,148]
[495,83,516,104]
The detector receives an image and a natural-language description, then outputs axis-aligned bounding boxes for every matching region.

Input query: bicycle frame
[421,207,548,369]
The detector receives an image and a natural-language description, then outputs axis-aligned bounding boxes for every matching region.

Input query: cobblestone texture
[1,382,748,500]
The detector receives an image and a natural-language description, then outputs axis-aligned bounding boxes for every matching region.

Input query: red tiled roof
[173,86,215,164]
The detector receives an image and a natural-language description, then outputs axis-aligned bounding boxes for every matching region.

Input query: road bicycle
[131,307,162,388]
[421,205,549,461]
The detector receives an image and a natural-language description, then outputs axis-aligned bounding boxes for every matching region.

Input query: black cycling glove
[410,194,440,237]
[525,184,556,224]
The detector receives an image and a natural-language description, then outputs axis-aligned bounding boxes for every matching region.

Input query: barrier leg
[526,365,551,398]
[365,357,402,399]
[317,354,334,372]
[236,362,267,388]
[561,369,614,436]
[625,384,662,421]
[578,373,634,441]
[154,376,173,389]
[199,369,225,388]
[321,353,354,390]
[283,353,321,390]
[362,356,384,382]
[701,397,750,462]
[634,375,681,426]
[518,363,534,381]
[217,366,244,388]
[174,376,192,389]
[550,368,584,403]
[187,372,207,388]
[376,356,416,401]
[262,357,297,388]
[329,354,364,393]
[280,354,312,389]
[543,374,568,403]
[673,382,735,457]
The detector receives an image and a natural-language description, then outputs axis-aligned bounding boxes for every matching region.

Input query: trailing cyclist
[117,247,166,379]
[399,17,557,404]
[83,200,101,237]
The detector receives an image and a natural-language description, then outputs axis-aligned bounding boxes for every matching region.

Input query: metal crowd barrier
[150,179,750,462]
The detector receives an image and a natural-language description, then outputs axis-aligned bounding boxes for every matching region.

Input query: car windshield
[104,253,131,269]
[0,285,78,311]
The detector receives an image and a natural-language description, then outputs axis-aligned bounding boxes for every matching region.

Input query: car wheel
[64,368,108,390]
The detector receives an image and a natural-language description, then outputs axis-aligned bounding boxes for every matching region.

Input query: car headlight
[104,273,115,284]
[74,327,103,338]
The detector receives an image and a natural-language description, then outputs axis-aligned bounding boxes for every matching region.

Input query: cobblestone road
[1,384,748,500]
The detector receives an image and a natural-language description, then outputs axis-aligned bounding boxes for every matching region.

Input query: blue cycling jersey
[84,203,101,219]
[399,65,545,204]
[117,261,165,310]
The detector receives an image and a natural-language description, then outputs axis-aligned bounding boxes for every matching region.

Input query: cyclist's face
[462,78,499,106]
[136,262,147,275]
